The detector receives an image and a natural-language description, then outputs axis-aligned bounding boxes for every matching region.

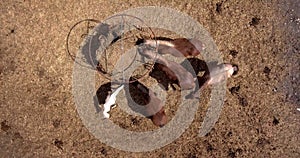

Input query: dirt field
[0,0,299,157]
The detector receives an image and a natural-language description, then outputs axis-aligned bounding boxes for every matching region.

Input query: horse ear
[151,108,167,127]
[189,38,205,53]
[232,64,239,76]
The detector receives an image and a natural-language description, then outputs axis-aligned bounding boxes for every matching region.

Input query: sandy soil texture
[0,0,299,157]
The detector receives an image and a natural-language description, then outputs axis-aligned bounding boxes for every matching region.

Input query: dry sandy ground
[0,0,299,157]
